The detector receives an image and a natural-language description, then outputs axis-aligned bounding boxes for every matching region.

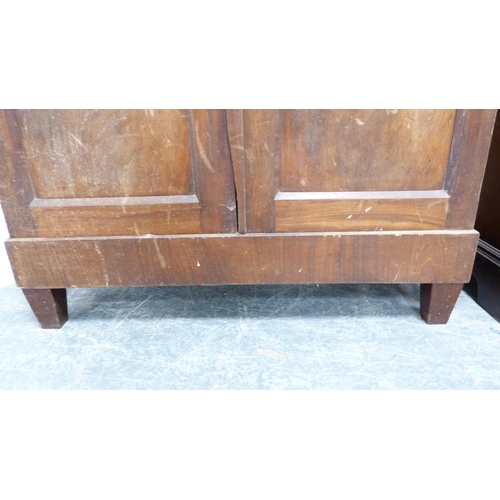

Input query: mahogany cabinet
[0,110,496,328]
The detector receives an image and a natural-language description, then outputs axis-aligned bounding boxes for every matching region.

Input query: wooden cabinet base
[420,283,463,325]
[10,230,479,327]
[22,288,68,329]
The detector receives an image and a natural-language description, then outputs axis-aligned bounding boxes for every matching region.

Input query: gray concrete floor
[1,282,499,389]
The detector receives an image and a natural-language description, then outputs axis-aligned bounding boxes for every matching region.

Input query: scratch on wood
[327,148,338,166]
[153,239,167,268]
[50,245,66,283]
[1,189,23,202]
[121,196,129,214]
[123,154,137,170]
[195,125,215,173]
[93,241,110,286]
[427,200,442,208]
[263,142,274,155]
[67,131,85,148]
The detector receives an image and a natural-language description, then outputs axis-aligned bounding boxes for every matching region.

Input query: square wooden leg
[420,283,463,325]
[22,288,68,329]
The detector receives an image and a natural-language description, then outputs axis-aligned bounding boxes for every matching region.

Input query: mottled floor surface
[1,283,499,389]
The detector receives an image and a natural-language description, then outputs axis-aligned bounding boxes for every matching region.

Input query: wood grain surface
[280,110,455,192]
[30,195,201,237]
[420,283,464,324]
[15,109,193,198]
[22,288,68,329]
[189,110,237,233]
[7,231,478,289]
[0,110,37,237]
[445,109,497,229]
[275,190,449,232]
[229,110,460,233]
[1,110,237,237]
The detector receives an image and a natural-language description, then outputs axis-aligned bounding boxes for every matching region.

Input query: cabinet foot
[420,283,463,324]
[22,288,68,329]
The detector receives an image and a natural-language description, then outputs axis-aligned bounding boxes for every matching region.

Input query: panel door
[0,109,236,238]
[228,110,493,233]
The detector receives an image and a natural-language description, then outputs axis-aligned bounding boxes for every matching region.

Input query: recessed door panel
[228,109,456,233]
[280,110,455,192]
[4,110,237,237]
[18,110,193,198]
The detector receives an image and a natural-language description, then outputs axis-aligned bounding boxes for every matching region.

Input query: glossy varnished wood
[6,231,478,289]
